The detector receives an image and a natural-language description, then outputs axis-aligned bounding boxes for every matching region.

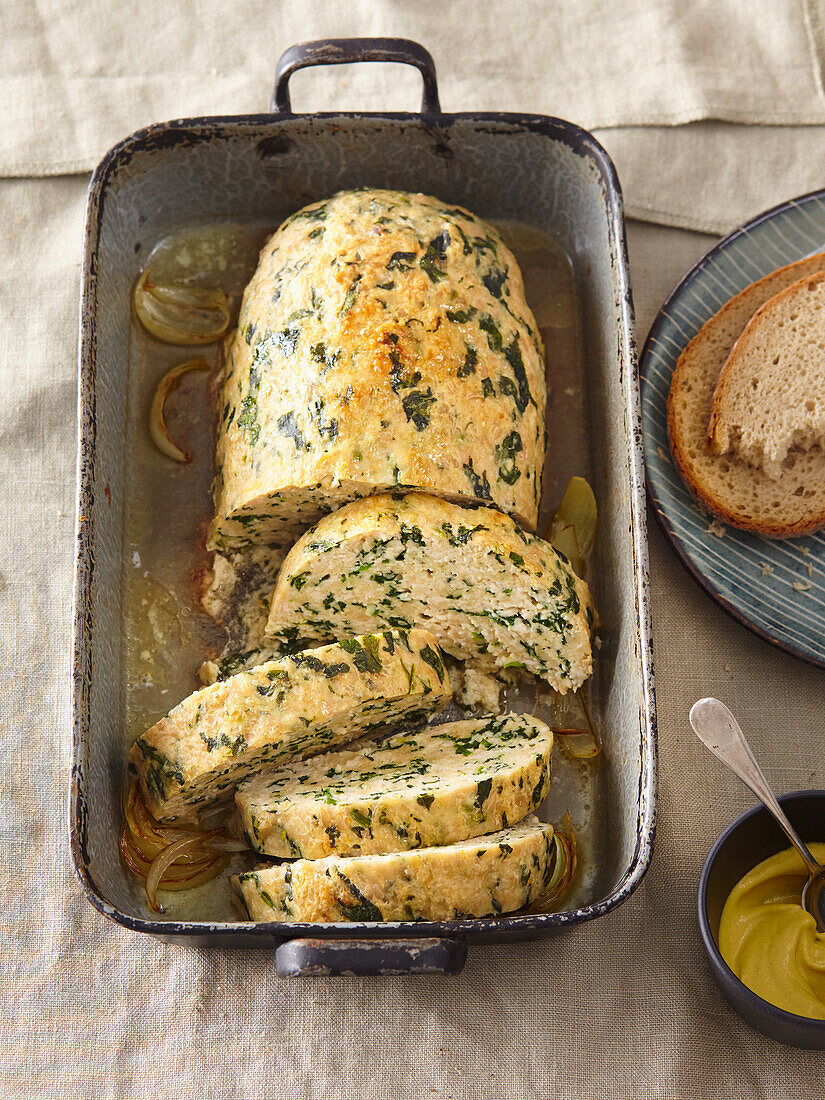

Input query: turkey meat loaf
[233,816,556,922]
[265,492,595,694]
[129,628,451,822]
[209,189,547,551]
[235,713,554,858]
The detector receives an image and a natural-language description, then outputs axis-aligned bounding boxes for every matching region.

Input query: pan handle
[274,936,467,977]
[271,38,440,116]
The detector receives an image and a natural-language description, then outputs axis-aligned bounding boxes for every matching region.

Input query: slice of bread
[708,271,825,479]
[667,253,825,537]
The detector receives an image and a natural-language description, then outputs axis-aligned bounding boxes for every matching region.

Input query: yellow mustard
[719,843,825,1020]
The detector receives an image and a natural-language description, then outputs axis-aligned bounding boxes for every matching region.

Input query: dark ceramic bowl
[698,790,825,1049]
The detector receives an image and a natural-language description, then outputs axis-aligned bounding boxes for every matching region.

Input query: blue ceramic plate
[641,188,825,667]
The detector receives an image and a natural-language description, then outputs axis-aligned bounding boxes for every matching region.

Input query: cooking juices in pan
[122,217,605,921]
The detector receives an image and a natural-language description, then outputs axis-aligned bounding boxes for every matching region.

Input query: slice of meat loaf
[265,492,594,694]
[235,713,553,858]
[232,815,555,922]
[129,628,451,822]
[208,188,546,551]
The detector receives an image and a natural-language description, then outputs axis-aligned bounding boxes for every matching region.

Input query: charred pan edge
[70,105,656,958]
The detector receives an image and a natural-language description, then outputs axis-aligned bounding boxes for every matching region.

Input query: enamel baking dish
[71,38,656,975]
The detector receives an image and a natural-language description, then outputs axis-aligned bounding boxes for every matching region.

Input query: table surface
[3,177,825,1098]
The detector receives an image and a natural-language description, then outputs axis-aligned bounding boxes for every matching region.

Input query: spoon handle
[689,697,823,879]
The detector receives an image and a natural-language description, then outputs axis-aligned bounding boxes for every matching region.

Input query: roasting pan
[71,38,656,975]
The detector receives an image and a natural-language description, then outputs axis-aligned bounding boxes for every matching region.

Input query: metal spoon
[689,697,825,932]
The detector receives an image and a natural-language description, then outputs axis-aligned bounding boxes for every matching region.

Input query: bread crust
[666,253,825,537]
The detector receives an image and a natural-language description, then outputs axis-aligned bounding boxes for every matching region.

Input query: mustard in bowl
[698,791,825,1049]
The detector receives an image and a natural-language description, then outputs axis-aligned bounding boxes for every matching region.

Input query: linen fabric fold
[5,0,825,231]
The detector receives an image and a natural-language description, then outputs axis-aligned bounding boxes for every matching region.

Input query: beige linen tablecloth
[4,3,825,1096]
[6,0,825,232]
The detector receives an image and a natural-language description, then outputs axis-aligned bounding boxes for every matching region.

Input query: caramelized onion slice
[120,780,248,911]
[524,811,578,913]
[553,728,600,760]
[134,270,230,345]
[551,476,597,552]
[120,823,153,877]
[548,523,583,575]
[539,689,601,760]
[205,836,250,853]
[149,357,210,463]
[154,854,230,892]
[145,835,218,912]
[546,476,597,575]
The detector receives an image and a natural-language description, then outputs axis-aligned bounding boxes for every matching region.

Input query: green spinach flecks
[277,411,308,451]
[446,306,477,324]
[275,327,300,356]
[388,351,422,393]
[339,274,362,315]
[419,644,447,684]
[289,205,327,226]
[478,314,503,352]
[463,458,493,500]
[338,635,383,674]
[349,807,372,829]
[497,375,518,403]
[386,251,417,272]
[420,230,450,283]
[401,388,436,431]
[133,740,184,804]
[309,397,338,440]
[198,729,246,756]
[441,522,479,546]
[400,523,425,548]
[237,363,262,445]
[495,430,523,484]
[338,875,384,921]
[457,347,478,378]
[289,651,350,678]
[472,235,499,259]
[482,265,508,299]
[476,777,493,809]
[216,650,259,680]
[503,335,534,413]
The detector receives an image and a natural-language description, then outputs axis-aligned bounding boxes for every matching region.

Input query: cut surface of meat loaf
[209,188,546,551]
[266,492,594,694]
[233,816,555,922]
[129,629,451,822]
[235,713,553,858]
